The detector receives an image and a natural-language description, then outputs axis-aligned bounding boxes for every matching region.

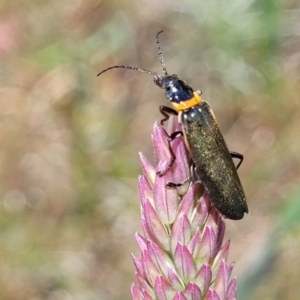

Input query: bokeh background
[0,0,300,299]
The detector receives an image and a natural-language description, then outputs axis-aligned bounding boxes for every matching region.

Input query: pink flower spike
[133,115,239,300]
[174,243,196,280]
[139,152,156,186]
[184,282,202,300]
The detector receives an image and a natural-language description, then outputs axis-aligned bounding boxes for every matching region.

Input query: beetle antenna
[97,65,155,77]
[156,31,168,75]
[97,31,168,77]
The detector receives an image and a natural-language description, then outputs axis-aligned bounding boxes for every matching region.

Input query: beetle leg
[156,130,183,176]
[230,151,243,170]
[190,163,201,184]
[166,161,194,188]
[159,105,178,125]
[166,177,190,188]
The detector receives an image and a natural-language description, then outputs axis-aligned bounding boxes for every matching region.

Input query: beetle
[97,31,248,220]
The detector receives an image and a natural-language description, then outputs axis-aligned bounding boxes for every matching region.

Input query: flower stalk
[131,120,237,300]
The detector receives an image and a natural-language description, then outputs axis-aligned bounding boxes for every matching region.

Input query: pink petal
[131,282,154,300]
[154,171,178,224]
[152,122,173,175]
[206,206,222,229]
[194,264,212,295]
[205,289,221,300]
[142,198,170,250]
[227,278,237,300]
[167,265,184,290]
[198,226,216,265]
[142,290,154,300]
[206,207,225,254]
[135,272,153,294]
[131,283,143,300]
[141,216,151,240]
[177,184,198,218]
[132,254,145,278]
[228,262,235,278]
[190,193,211,232]
[142,250,160,286]
[139,152,156,186]
[184,282,202,300]
[171,213,191,254]
[154,275,175,300]
[139,175,154,207]
[147,240,174,278]
[174,243,196,280]
[213,240,231,267]
[169,133,190,196]
[173,292,188,300]
[135,233,148,252]
[213,260,228,300]
[188,227,201,259]
[215,220,225,252]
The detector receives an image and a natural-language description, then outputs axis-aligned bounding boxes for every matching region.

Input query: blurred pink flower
[131,120,237,300]
[0,14,21,59]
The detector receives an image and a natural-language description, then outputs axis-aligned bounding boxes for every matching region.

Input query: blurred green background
[0,0,300,299]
